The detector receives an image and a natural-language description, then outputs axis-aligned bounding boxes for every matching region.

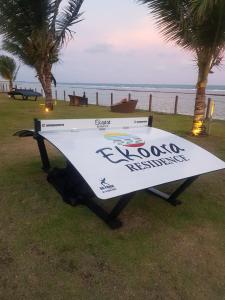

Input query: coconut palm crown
[138,0,225,135]
[0,55,19,91]
[0,0,84,110]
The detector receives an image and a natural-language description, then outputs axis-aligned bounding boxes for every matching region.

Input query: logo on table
[99,178,116,193]
[104,132,145,147]
[95,119,111,129]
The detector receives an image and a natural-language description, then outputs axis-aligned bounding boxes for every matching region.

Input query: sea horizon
[7,80,225,93]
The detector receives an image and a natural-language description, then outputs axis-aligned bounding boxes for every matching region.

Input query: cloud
[106,17,163,51]
[85,43,114,53]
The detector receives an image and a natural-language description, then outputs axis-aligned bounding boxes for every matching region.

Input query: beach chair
[8,88,42,101]
[111,99,138,113]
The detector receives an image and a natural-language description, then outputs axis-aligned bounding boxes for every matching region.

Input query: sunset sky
[17,0,225,85]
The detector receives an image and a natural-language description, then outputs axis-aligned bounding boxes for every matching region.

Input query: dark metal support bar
[147,176,199,206]
[168,176,199,202]
[14,130,34,137]
[36,137,51,172]
[34,118,41,132]
[33,118,50,172]
[83,193,135,229]
[147,188,170,200]
[82,198,122,229]
[109,192,135,220]
[148,115,153,127]
[148,187,182,206]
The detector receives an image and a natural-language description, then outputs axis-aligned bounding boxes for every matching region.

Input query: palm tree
[0,0,84,110]
[0,55,19,91]
[138,0,225,136]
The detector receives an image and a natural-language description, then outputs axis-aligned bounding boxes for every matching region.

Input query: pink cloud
[107,17,164,50]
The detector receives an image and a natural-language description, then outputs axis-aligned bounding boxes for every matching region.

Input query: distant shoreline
[2,80,225,94]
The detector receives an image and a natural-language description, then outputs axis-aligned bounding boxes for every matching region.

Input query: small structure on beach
[111,99,138,113]
[69,93,88,106]
[8,88,42,101]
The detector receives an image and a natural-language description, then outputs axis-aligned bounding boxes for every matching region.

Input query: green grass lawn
[1,94,225,300]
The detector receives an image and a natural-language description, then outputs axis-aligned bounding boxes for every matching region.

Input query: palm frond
[192,0,222,20]
[0,55,17,81]
[0,0,84,68]
[138,0,225,63]
[51,73,57,86]
[138,0,194,49]
[55,0,84,46]
[13,64,21,81]
[2,41,29,64]
[0,0,84,103]
[49,0,63,32]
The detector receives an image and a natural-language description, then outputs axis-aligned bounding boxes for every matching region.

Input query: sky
[14,0,225,85]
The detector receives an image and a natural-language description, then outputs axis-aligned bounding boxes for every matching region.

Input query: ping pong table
[15,116,225,228]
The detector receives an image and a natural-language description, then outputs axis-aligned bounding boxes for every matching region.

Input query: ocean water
[11,81,225,120]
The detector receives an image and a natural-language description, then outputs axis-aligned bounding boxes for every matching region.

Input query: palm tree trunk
[9,79,13,91]
[192,61,211,136]
[43,64,53,110]
[37,64,53,111]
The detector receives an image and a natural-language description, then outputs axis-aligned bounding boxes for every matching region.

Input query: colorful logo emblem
[104,132,145,147]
